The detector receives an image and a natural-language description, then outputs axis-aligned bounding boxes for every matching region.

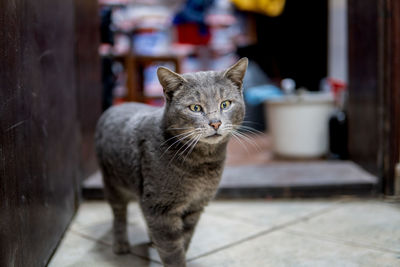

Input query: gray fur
[95,58,248,267]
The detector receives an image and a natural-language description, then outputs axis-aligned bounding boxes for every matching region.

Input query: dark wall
[75,0,102,179]
[0,0,100,266]
[245,0,328,90]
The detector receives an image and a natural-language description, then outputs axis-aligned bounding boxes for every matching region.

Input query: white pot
[266,93,334,158]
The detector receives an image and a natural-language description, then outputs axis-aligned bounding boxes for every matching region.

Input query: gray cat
[95,57,248,267]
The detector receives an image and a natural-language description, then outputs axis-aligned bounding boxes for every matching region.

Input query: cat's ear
[157,67,187,100]
[223,57,248,89]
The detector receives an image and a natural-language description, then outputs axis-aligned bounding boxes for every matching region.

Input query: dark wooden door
[0,0,100,266]
[348,0,380,175]
[379,0,400,195]
[75,0,102,179]
[348,0,400,195]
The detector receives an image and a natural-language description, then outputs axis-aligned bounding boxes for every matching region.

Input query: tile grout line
[72,200,374,264]
[283,229,400,255]
[187,200,346,262]
[69,228,163,265]
[69,228,113,246]
[205,199,346,228]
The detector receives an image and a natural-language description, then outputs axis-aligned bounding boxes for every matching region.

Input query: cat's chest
[151,161,222,199]
[177,163,223,200]
[175,173,220,213]
[141,140,224,198]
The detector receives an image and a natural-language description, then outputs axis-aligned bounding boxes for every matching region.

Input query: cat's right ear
[157,67,187,101]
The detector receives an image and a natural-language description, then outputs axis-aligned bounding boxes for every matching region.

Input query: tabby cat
[95,57,248,267]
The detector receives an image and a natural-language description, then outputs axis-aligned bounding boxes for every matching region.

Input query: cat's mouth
[206,133,222,138]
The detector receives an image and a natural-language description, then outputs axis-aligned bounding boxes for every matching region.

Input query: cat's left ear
[223,57,248,89]
[157,67,187,101]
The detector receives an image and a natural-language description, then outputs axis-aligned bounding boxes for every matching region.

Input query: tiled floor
[49,198,400,267]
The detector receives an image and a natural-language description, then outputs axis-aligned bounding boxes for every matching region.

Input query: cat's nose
[209,120,222,130]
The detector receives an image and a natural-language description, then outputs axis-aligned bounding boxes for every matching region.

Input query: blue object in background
[244,85,283,106]
[133,32,170,56]
[173,0,214,35]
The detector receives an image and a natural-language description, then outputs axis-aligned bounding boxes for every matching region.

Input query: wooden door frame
[379,0,400,195]
[348,0,399,195]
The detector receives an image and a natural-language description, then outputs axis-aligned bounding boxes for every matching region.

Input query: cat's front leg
[145,213,187,267]
[182,209,203,251]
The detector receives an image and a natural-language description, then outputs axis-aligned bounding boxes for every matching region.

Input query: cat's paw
[113,241,131,254]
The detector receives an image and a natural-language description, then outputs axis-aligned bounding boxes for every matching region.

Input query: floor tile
[186,213,265,260]
[287,201,400,253]
[70,201,267,263]
[204,200,339,227]
[71,201,141,229]
[48,228,160,267]
[188,230,400,267]
[70,201,112,229]
[51,199,400,267]
[70,205,157,261]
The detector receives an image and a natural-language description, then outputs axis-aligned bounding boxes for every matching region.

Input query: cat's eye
[189,104,202,112]
[220,100,231,110]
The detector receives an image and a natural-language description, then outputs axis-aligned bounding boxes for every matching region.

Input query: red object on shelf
[329,78,346,95]
[328,78,347,105]
[175,23,211,45]
[113,98,126,106]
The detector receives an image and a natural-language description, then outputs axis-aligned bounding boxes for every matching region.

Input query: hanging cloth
[173,0,214,45]
[230,0,286,17]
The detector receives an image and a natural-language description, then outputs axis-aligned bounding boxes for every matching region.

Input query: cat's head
[157,57,248,145]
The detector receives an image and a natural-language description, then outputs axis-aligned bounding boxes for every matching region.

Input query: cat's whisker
[226,124,269,146]
[233,129,259,145]
[167,128,204,164]
[168,137,194,165]
[225,126,248,152]
[177,135,198,159]
[224,123,241,131]
[230,131,250,155]
[240,120,265,130]
[163,130,198,148]
[238,126,265,135]
[178,134,200,162]
[238,128,269,146]
[226,125,260,152]
[182,133,202,162]
[225,124,266,150]
[160,129,199,146]
[227,124,264,135]
[232,130,262,152]
[160,130,200,158]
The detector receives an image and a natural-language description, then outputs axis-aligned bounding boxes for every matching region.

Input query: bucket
[266,92,334,158]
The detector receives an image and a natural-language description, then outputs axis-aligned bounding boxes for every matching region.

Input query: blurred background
[1,0,399,266]
[91,0,372,196]
[97,0,338,159]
